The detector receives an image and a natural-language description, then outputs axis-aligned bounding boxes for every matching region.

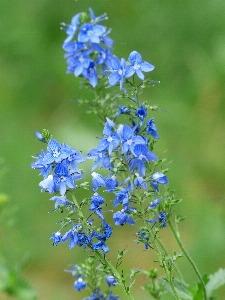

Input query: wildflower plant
[31,8,225,300]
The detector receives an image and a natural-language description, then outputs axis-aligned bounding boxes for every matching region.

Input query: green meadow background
[1,0,225,299]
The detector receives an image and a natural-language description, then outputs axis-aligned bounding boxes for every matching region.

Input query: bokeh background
[1,0,225,299]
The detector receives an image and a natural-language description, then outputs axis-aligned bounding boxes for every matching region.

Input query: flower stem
[168,219,207,300]
[146,225,181,300]
[95,251,134,300]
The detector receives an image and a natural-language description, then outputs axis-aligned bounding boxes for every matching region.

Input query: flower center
[53,151,60,158]
[133,63,140,70]
[127,139,132,145]
[118,69,122,75]
[107,136,113,142]
[79,56,84,63]
[87,30,93,37]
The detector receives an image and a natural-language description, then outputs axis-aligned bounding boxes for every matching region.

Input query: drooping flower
[49,195,71,211]
[82,60,98,88]
[135,105,147,126]
[146,118,159,139]
[150,172,168,192]
[113,208,135,226]
[106,275,117,287]
[125,51,154,80]
[134,174,147,190]
[91,172,106,191]
[53,163,76,195]
[39,174,56,194]
[74,277,86,291]
[50,231,62,246]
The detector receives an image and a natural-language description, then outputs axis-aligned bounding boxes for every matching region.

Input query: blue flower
[135,105,147,126]
[129,144,157,176]
[113,189,129,209]
[74,277,86,291]
[50,231,62,246]
[149,198,160,209]
[62,225,90,250]
[91,172,106,191]
[150,172,168,192]
[147,211,167,228]
[89,193,105,211]
[97,118,120,156]
[78,23,106,43]
[42,138,71,165]
[31,150,52,179]
[108,56,127,91]
[92,241,109,253]
[134,174,147,190]
[146,118,159,139]
[86,148,112,171]
[49,195,71,211]
[117,124,146,155]
[113,209,135,226]
[63,13,81,43]
[106,275,117,287]
[115,105,131,117]
[39,174,56,194]
[82,60,98,88]
[53,164,75,195]
[63,143,85,173]
[105,175,118,192]
[125,51,154,80]
[137,229,150,250]
[95,221,113,241]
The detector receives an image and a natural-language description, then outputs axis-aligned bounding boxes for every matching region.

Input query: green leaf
[165,278,193,300]
[206,268,225,296]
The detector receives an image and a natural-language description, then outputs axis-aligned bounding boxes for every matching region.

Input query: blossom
[134,174,147,190]
[108,56,127,91]
[117,124,145,155]
[129,144,157,176]
[115,105,131,117]
[113,189,129,209]
[135,105,147,126]
[42,138,71,165]
[74,277,86,291]
[97,118,120,156]
[113,209,135,226]
[92,241,109,253]
[78,23,106,43]
[146,118,159,139]
[86,148,112,171]
[91,172,106,191]
[149,198,160,209]
[125,51,154,80]
[105,175,118,192]
[150,172,168,192]
[50,231,62,246]
[106,275,117,287]
[63,13,81,43]
[49,195,71,211]
[82,60,98,88]
[53,164,75,195]
[39,174,56,194]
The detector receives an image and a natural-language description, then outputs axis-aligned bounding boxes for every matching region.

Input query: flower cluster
[62,8,114,87]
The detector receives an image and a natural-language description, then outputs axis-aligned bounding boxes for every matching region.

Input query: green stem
[95,251,134,300]
[145,223,181,300]
[168,220,207,300]
[156,237,184,281]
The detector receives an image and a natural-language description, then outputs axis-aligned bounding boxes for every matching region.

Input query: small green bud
[80,12,89,23]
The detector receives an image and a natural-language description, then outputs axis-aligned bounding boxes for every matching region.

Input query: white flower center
[127,139,132,145]
[87,30,93,36]
[53,151,60,158]
[118,69,122,75]
[133,63,140,70]
[107,136,113,142]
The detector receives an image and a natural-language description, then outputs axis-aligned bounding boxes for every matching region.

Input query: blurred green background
[1,0,225,299]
